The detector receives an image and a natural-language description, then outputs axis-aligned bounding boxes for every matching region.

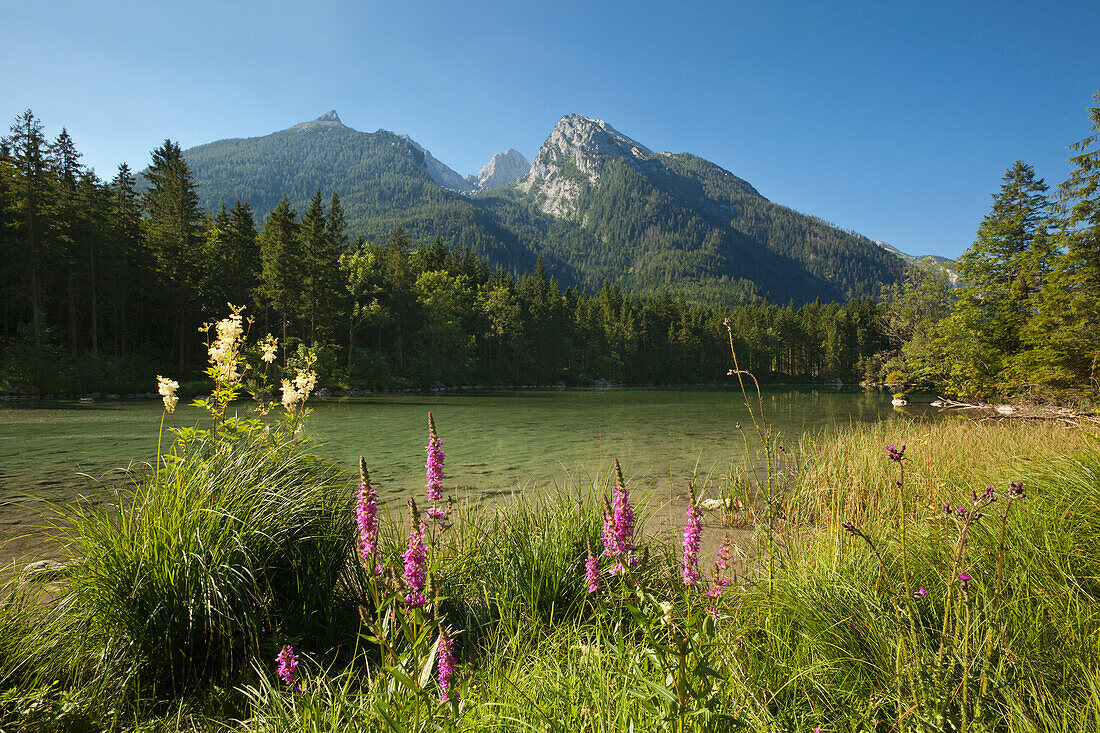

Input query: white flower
[207,311,245,387]
[260,336,278,364]
[658,601,675,626]
[157,375,179,414]
[281,380,300,410]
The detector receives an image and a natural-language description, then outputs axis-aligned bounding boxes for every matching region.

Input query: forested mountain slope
[179,111,903,303]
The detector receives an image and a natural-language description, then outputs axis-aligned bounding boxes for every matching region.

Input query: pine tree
[227,201,259,311]
[939,161,1052,396]
[259,195,301,347]
[1027,91,1100,392]
[6,111,54,355]
[143,140,204,374]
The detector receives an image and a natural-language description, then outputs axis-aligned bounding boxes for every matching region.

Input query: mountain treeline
[0,110,888,394]
[179,114,905,305]
[875,91,1100,400]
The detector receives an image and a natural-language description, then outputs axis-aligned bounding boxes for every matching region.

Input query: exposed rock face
[876,241,962,287]
[517,114,653,218]
[467,148,530,191]
[289,110,346,130]
[399,135,475,193]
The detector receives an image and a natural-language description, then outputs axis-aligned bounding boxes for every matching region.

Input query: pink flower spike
[355,480,379,569]
[425,412,445,504]
[438,631,457,703]
[276,644,301,692]
[584,542,601,594]
[403,523,428,609]
[601,461,636,576]
[681,501,702,586]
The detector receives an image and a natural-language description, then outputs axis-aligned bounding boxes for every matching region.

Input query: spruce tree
[143,140,204,373]
[6,111,54,355]
[939,161,1052,396]
[259,195,301,347]
[1027,91,1100,392]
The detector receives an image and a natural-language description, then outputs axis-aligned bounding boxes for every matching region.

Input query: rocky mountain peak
[398,134,475,193]
[314,110,343,124]
[288,110,348,131]
[518,114,653,218]
[467,147,530,191]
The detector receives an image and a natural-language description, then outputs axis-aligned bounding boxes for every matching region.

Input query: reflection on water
[0,388,939,561]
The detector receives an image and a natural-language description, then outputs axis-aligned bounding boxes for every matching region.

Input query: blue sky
[3,0,1097,258]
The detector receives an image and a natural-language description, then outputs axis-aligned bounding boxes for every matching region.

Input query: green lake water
[0,388,937,561]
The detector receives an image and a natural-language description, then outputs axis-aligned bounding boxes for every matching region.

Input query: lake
[0,387,938,562]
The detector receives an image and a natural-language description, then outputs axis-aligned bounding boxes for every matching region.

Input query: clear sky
[3,0,1098,258]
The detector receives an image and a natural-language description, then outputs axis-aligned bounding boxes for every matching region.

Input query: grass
[1,418,1099,731]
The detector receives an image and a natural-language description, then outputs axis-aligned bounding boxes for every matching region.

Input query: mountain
[177,111,904,303]
[467,148,530,191]
[502,114,904,302]
[877,241,962,286]
[398,134,476,193]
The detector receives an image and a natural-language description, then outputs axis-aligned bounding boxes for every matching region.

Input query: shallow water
[0,387,937,562]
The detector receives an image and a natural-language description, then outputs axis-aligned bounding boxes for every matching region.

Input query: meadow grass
[1,418,1098,731]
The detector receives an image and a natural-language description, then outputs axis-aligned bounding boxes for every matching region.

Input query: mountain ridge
[176,111,904,303]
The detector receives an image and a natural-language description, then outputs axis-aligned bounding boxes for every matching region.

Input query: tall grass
[4,414,1100,731]
[55,431,356,704]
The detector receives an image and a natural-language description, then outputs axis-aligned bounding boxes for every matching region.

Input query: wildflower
[438,629,456,703]
[841,521,858,536]
[681,500,702,586]
[958,573,972,595]
[584,541,601,594]
[276,644,300,691]
[260,334,278,364]
[156,375,179,414]
[601,460,635,575]
[403,523,428,609]
[1008,480,1025,499]
[886,444,905,462]
[280,380,300,410]
[208,310,245,385]
[913,587,927,599]
[715,538,732,573]
[293,368,316,398]
[425,412,444,503]
[356,474,379,569]
[723,316,731,326]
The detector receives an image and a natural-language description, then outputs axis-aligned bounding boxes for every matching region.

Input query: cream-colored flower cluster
[208,311,245,385]
[260,334,278,364]
[157,375,179,414]
[281,367,317,411]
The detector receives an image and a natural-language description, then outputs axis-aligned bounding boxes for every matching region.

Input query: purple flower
[886,444,905,462]
[403,522,428,608]
[722,316,731,326]
[438,631,456,703]
[601,461,636,576]
[841,521,858,536]
[913,587,927,599]
[681,501,702,586]
[356,481,379,568]
[425,413,445,504]
[276,644,300,691]
[715,538,731,573]
[584,542,601,594]
[957,572,972,593]
[1009,480,1025,499]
